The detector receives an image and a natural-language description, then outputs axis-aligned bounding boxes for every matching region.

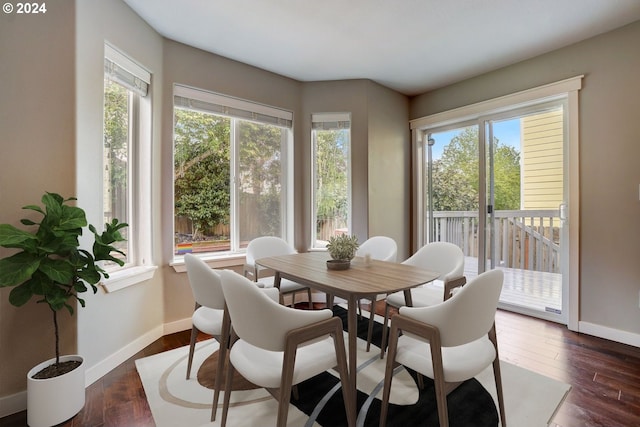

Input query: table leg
[346,295,358,413]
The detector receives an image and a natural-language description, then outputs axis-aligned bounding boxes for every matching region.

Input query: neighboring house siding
[521,110,563,210]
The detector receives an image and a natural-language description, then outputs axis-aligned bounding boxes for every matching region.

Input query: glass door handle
[559,203,567,222]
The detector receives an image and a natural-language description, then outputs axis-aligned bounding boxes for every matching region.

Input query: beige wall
[411,21,640,335]
[0,0,77,399]
[366,82,411,260]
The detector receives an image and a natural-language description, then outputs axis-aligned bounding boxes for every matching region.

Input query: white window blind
[174,84,293,128]
[311,112,350,130]
[104,44,150,97]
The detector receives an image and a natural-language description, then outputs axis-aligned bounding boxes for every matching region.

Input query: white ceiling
[123,0,640,96]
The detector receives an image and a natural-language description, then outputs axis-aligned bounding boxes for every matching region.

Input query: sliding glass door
[420,102,568,323]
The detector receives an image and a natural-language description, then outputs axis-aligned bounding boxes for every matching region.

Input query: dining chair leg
[220,355,235,427]
[210,336,226,421]
[211,310,231,421]
[366,300,376,352]
[379,321,400,427]
[186,325,198,379]
[278,345,296,427]
[307,288,313,309]
[489,325,507,426]
[379,303,392,359]
[429,340,449,427]
[326,293,334,308]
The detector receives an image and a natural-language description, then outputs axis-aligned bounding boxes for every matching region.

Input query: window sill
[101,265,158,293]
[171,253,246,273]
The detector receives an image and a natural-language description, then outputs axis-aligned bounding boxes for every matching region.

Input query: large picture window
[311,113,351,249]
[173,85,293,258]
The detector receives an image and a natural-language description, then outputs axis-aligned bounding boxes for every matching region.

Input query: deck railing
[432,209,561,273]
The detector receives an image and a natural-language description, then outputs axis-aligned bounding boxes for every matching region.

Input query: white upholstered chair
[183,253,231,421]
[243,236,313,308]
[217,270,355,427]
[354,236,398,351]
[380,241,466,358]
[379,269,506,427]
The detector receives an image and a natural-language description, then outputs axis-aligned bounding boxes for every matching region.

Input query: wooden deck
[464,256,562,315]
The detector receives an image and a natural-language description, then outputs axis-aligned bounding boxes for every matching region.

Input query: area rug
[136,307,570,427]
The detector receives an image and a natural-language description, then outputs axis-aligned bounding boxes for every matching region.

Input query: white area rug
[136,330,570,427]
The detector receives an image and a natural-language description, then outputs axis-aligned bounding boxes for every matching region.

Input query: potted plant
[0,192,127,427]
[325,234,359,270]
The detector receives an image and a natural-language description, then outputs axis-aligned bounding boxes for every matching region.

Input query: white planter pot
[27,355,85,427]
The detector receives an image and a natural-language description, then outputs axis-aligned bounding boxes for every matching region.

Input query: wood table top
[256,251,439,299]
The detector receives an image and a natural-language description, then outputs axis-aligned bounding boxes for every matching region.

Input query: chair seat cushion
[192,306,224,336]
[257,276,309,293]
[395,334,496,383]
[386,281,445,308]
[230,336,338,389]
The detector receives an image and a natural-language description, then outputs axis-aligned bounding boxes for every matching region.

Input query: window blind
[174,84,293,129]
[311,112,351,130]
[104,44,150,97]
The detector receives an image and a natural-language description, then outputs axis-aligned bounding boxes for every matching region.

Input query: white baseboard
[579,321,640,347]
[84,325,164,386]
[0,390,27,419]
[163,317,192,335]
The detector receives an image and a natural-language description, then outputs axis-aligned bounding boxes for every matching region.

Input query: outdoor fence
[432,209,561,273]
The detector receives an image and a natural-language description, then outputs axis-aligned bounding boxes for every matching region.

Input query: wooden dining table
[256,251,439,408]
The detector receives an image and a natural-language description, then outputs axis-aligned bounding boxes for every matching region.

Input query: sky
[429,118,521,159]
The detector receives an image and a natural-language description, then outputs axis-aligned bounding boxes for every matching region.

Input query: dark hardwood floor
[2,302,639,427]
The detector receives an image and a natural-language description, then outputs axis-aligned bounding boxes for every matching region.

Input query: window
[173,85,293,258]
[310,113,351,249]
[102,44,154,288]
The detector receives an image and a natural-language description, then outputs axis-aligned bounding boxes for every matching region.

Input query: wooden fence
[433,209,561,273]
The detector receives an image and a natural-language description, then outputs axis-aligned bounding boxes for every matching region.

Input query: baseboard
[163,317,192,335]
[0,390,27,419]
[579,321,640,348]
[84,325,164,386]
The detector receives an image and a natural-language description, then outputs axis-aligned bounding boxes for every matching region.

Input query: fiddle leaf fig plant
[0,192,127,372]
[326,234,359,261]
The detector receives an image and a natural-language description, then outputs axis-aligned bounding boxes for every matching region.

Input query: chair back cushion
[403,241,464,281]
[184,254,225,310]
[356,236,397,262]
[220,270,332,351]
[245,236,297,266]
[400,269,503,347]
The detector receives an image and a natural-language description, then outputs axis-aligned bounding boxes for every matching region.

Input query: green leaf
[22,204,44,215]
[58,205,88,230]
[20,219,36,226]
[39,258,75,284]
[9,283,34,306]
[0,224,37,248]
[73,280,88,293]
[77,267,100,285]
[41,193,63,225]
[0,252,40,286]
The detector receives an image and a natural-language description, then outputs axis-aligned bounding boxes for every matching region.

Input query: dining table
[256,251,439,411]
